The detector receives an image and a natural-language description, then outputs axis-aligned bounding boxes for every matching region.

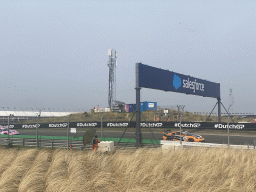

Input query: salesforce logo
[173,74,182,90]
[173,74,205,93]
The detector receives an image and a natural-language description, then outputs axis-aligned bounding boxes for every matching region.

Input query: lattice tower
[107,49,117,109]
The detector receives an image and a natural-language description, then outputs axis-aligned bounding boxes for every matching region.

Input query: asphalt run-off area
[15,129,256,146]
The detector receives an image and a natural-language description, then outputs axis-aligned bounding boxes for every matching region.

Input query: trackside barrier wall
[161,140,256,150]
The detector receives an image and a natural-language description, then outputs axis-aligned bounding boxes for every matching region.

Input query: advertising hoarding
[3,122,256,130]
[138,63,220,98]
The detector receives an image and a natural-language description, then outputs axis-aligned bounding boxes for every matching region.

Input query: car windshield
[183,131,192,136]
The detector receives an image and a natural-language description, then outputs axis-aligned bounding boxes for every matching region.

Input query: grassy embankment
[20,110,254,124]
[0,147,255,191]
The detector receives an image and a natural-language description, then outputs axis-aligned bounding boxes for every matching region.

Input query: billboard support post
[206,102,218,121]
[117,111,136,146]
[135,63,142,147]
[221,102,235,123]
[135,87,142,147]
[218,98,221,123]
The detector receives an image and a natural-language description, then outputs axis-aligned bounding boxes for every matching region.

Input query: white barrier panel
[160,140,180,145]
[105,108,111,112]
[98,141,114,152]
[98,147,111,152]
[70,128,76,133]
[160,140,255,150]
[161,143,183,151]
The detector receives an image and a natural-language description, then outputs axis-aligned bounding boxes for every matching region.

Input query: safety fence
[0,135,160,149]
[0,137,84,150]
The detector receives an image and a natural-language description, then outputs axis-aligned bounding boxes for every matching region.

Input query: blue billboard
[137,63,220,98]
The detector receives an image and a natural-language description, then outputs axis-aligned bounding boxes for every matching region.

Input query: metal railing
[0,137,85,149]
[0,137,160,150]
[0,116,48,124]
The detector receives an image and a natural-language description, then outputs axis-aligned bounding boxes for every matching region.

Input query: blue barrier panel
[138,63,220,98]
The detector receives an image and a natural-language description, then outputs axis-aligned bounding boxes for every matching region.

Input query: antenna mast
[107,49,117,110]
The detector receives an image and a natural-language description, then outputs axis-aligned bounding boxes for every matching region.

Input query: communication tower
[107,49,117,109]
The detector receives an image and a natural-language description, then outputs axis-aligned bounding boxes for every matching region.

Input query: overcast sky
[0,0,255,113]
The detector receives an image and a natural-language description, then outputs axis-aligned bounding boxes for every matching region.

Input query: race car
[162,130,205,142]
[9,130,19,135]
[1,129,19,135]
[0,128,8,135]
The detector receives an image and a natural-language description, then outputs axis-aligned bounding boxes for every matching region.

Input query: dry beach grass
[0,147,255,191]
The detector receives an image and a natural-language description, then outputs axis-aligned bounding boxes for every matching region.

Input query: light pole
[227,87,234,147]
[8,114,10,146]
[179,115,182,145]
[101,116,104,141]
[177,105,185,145]
[227,115,230,147]
[67,115,70,150]
[36,110,41,148]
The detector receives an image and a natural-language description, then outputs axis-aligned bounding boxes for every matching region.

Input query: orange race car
[162,130,205,142]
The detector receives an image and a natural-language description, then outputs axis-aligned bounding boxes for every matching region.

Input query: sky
[0,0,255,114]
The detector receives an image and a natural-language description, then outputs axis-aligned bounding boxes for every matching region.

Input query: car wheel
[188,138,194,142]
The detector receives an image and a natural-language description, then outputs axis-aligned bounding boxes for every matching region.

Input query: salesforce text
[183,78,204,92]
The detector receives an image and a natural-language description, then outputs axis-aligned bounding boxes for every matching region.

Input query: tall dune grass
[19,150,51,192]
[0,147,255,191]
[0,149,18,177]
[0,149,38,192]
[45,149,70,191]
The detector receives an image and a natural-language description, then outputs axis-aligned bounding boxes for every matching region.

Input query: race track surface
[17,130,256,146]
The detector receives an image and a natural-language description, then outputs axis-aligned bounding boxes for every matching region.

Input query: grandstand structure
[0,111,78,124]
